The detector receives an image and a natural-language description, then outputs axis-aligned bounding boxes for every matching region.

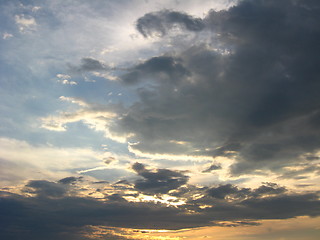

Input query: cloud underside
[3,0,320,239]
[2,161,319,238]
[104,0,320,175]
[1,177,319,240]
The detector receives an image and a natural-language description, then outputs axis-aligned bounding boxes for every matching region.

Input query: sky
[0,0,320,239]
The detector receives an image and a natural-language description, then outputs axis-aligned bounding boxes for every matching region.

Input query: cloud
[2,32,13,39]
[202,164,222,173]
[15,14,37,32]
[24,180,68,198]
[121,56,190,84]
[0,180,319,240]
[206,182,287,200]
[70,58,111,73]
[40,96,117,136]
[107,0,320,176]
[58,176,82,185]
[136,10,205,37]
[0,137,110,182]
[57,74,77,85]
[132,162,189,194]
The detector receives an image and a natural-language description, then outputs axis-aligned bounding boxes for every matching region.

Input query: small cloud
[15,14,37,33]
[100,47,118,55]
[58,176,82,185]
[73,58,110,73]
[104,157,116,165]
[32,6,41,12]
[58,96,88,107]
[56,74,77,85]
[57,74,71,79]
[58,79,77,85]
[202,164,222,173]
[2,32,13,40]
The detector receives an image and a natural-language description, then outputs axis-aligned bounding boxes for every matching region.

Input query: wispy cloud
[15,14,37,33]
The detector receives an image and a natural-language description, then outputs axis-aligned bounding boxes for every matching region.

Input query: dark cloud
[121,56,189,84]
[186,183,319,222]
[69,57,111,73]
[24,180,68,198]
[104,156,116,165]
[207,184,246,199]
[132,162,189,194]
[253,183,287,196]
[79,58,107,71]
[202,164,222,173]
[207,183,287,200]
[58,176,82,185]
[1,181,319,239]
[136,10,204,38]
[111,0,320,175]
[113,179,131,185]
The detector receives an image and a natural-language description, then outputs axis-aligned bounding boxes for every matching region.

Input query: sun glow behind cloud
[1,0,320,239]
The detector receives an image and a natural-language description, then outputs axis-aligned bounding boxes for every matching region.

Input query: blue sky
[1,0,320,239]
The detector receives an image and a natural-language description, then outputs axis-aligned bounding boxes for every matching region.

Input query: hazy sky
[1,0,320,239]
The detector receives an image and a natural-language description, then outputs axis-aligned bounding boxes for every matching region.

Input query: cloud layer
[1,0,320,239]
[106,0,320,175]
[1,177,319,239]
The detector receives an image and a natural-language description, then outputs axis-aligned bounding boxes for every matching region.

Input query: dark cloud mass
[207,183,287,200]
[136,10,205,37]
[122,56,190,84]
[110,0,320,175]
[0,181,319,239]
[24,180,68,198]
[132,162,189,194]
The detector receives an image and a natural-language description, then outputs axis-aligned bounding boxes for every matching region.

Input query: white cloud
[58,79,78,85]
[2,32,13,39]
[40,97,122,141]
[0,137,110,185]
[59,96,89,107]
[15,14,37,33]
[56,74,71,79]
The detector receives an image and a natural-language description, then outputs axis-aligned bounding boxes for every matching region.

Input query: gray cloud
[79,58,108,71]
[136,10,205,38]
[202,164,222,173]
[207,183,287,200]
[24,180,68,198]
[58,176,82,185]
[277,163,320,179]
[69,57,111,73]
[111,0,320,175]
[1,181,319,239]
[121,56,190,85]
[132,162,189,194]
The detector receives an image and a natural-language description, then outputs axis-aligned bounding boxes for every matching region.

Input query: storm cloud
[110,0,320,175]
